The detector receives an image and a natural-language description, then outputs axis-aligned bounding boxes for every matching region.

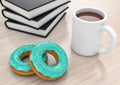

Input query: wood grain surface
[0,0,120,85]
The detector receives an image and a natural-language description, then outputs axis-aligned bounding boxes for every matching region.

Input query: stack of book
[1,0,70,37]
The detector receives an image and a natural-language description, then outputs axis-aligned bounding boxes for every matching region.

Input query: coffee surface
[76,12,103,21]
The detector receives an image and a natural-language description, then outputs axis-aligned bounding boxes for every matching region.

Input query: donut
[9,45,47,76]
[29,41,69,80]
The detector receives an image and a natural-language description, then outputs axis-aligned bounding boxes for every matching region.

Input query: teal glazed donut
[30,41,69,80]
[9,45,47,76]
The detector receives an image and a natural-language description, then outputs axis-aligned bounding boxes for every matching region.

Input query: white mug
[71,7,117,56]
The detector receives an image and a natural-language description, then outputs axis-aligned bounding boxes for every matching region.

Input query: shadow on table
[67,50,106,85]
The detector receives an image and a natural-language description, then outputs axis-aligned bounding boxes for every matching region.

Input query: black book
[2,5,68,29]
[1,0,70,19]
[5,12,66,38]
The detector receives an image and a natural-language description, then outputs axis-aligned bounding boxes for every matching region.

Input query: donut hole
[46,54,56,66]
[21,52,30,62]
[44,51,58,66]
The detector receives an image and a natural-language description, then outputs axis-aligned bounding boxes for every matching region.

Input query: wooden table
[0,0,120,85]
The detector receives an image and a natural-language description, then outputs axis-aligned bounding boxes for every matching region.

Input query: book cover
[1,0,70,19]
[5,12,66,37]
[5,0,55,11]
[2,5,68,29]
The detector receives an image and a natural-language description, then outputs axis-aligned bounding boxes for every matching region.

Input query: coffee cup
[71,7,117,56]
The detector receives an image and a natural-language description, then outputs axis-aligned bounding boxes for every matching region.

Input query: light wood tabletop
[0,0,120,85]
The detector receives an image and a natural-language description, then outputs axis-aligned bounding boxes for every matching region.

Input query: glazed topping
[30,41,68,78]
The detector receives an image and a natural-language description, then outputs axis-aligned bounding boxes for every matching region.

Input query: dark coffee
[76,12,103,21]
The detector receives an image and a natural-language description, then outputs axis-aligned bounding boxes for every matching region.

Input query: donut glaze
[30,41,69,79]
[10,45,47,73]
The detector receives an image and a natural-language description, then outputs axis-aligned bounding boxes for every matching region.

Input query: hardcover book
[1,0,70,19]
[3,4,68,29]
[5,12,66,37]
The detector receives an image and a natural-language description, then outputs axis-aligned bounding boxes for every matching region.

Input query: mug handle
[98,25,117,54]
